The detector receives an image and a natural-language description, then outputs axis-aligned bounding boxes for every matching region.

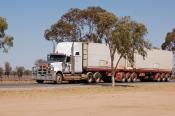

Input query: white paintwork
[54,42,173,73]
[135,49,173,70]
[87,43,126,69]
[87,43,172,71]
[55,42,83,73]
[50,62,63,72]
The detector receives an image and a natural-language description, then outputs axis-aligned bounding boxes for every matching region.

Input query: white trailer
[32,42,173,83]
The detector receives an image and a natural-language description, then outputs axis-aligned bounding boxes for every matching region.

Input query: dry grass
[0,83,175,99]
[1,83,175,116]
[0,75,32,81]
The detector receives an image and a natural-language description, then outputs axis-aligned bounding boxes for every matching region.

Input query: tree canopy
[161,29,175,50]
[0,17,14,52]
[44,7,107,44]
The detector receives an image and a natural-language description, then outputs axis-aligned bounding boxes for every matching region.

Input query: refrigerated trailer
[32,42,173,83]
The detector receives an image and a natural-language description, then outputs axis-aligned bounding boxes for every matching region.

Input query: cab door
[63,56,71,73]
[74,51,82,73]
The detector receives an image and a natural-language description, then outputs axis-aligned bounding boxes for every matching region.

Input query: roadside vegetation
[0,62,32,81]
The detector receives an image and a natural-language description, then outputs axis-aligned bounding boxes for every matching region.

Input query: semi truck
[32,42,173,84]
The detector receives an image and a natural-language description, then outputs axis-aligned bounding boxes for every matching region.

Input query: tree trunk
[112,70,115,87]
[110,52,115,87]
[111,54,123,87]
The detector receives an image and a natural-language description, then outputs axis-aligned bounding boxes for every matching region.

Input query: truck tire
[127,78,131,82]
[36,80,44,84]
[126,73,131,83]
[160,73,165,82]
[157,77,161,82]
[55,73,63,84]
[93,72,102,83]
[166,77,170,82]
[121,78,126,83]
[131,73,137,83]
[165,73,170,82]
[117,72,125,83]
[162,77,166,82]
[86,72,93,83]
[154,73,161,82]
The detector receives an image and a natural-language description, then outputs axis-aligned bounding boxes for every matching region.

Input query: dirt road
[0,83,175,116]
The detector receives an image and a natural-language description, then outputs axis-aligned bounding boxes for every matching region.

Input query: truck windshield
[47,54,66,62]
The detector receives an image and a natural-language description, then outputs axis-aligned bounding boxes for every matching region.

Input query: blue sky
[0,0,175,69]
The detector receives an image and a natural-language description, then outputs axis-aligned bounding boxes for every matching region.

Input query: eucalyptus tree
[4,62,12,78]
[0,67,3,78]
[16,66,25,78]
[45,14,78,52]
[161,28,175,50]
[44,8,83,52]
[44,7,106,46]
[96,14,151,87]
[0,17,13,52]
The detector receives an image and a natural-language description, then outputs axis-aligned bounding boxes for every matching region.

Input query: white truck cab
[32,42,84,83]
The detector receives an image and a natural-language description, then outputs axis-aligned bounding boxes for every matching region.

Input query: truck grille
[38,68,47,75]
[32,65,53,76]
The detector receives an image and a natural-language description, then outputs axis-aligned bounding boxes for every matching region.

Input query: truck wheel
[127,78,131,82]
[131,73,137,82]
[166,77,170,82]
[154,73,160,82]
[125,73,131,83]
[87,72,93,83]
[160,73,165,82]
[162,78,166,82]
[157,77,161,82]
[36,80,44,84]
[121,77,126,83]
[165,73,170,82]
[94,72,102,83]
[55,73,63,84]
[120,73,126,83]
[132,77,137,83]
